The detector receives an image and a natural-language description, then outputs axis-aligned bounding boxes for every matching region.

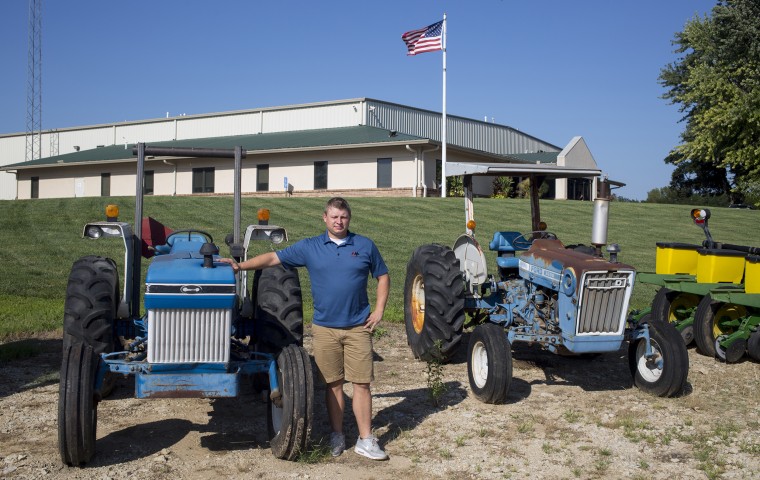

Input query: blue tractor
[404,162,689,403]
[58,145,312,465]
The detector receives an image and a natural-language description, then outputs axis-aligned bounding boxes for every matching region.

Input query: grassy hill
[1,195,758,339]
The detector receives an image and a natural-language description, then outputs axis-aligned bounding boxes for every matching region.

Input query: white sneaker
[330,432,345,457]
[354,435,388,460]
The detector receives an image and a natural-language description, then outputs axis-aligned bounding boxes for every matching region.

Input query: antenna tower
[25,0,42,162]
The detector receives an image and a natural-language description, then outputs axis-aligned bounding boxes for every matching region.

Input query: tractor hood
[145,251,236,309]
[518,239,635,293]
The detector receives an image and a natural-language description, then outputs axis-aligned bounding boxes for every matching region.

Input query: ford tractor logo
[180,285,203,294]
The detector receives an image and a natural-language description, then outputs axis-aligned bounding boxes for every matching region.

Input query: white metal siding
[365,100,559,155]
[260,102,362,133]
[176,112,261,139]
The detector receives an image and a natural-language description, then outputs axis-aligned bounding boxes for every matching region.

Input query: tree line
[651,0,760,207]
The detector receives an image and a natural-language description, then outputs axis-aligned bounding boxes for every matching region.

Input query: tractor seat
[489,231,523,253]
[490,231,523,270]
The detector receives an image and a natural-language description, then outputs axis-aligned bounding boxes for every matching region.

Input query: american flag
[401,20,443,56]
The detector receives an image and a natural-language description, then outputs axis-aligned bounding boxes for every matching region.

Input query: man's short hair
[324,197,351,217]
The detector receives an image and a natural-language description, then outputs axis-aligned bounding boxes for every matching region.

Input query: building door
[75,178,85,197]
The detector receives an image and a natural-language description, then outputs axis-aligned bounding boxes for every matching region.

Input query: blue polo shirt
[276,231,388,328]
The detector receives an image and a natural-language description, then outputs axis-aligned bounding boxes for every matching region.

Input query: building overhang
[445,161,603,179]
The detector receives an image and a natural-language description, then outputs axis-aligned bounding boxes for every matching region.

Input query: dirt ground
[1,322,758,480]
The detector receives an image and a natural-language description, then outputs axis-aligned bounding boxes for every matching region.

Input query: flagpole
[441,13,447,198]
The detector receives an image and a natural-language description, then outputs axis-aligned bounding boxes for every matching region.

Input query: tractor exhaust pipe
[591,179,611,257]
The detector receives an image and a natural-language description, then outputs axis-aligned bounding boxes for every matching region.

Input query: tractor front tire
[467,323,512,404]
[693,295,746,357]
[268,345,313,460]
[628,317,689,397]
[58,342,99,466]
[651,288,700,345]
[404,244,465,362]
[253,266,304,351]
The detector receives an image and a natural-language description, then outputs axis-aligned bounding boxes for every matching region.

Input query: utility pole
[26,0,42,162]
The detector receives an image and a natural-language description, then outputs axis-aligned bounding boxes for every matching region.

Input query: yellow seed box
[696,248,746,284]
[744,255,760,294]
[655,242,701,275]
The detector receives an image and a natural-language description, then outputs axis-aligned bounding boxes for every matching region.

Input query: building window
[314,161,327,190]
[377,158,392,188]
[257,164,269,192]
[101,173,111,197]
[144,170,154,195]
[192,167,215,193]
[31,176,39,199]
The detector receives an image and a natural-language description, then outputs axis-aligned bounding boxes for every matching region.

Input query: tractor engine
[513,239,636,353]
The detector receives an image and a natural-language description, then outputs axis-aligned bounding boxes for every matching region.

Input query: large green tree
[659,0,760,204]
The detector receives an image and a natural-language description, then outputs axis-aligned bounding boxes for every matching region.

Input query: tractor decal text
[518,259,561,283]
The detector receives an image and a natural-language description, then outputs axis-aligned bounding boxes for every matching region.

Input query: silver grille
[576,271,634,335]
[147,308,231,363]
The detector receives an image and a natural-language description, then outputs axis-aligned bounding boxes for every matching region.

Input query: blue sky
[0,0,716,200]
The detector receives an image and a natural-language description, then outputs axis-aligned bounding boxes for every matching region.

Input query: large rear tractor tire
[404,244,465,362]
[651,288,700,345]
[628,316,689,397]
[63,256,119,352]
[253,266,304,351]
[268,345,314,460]
[63,256,119,398]
[693,295,746,357]
[467,323,512,404]
[59,256,120,466]
[58,342,99,466]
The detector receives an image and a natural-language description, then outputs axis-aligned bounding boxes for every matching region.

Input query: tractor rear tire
[63,256,119,352]
[467,323,512,404]
[651,288,700,345]
[268,345,313,460]
[253,266,304,351]
[628,316,689,397]
[693,295,746,357]
[404,244,465,362]
[58,342,99,466]
[63,256,119,398]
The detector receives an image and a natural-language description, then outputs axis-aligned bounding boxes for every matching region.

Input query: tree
[659,0,760,204]
[491,176,514,198]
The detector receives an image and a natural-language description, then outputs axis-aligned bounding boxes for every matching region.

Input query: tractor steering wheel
[166,229,214,245]
[512,231,558,250]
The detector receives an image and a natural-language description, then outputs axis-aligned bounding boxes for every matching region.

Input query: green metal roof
[3,125,428,170]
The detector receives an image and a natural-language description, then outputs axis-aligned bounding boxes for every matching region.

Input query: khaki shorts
[312,324,374,384]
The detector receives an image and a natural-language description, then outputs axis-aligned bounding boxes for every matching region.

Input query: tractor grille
[147,308,231,363]
[576,271,634,335]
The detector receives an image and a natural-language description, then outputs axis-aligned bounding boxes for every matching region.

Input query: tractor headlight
[270,229,286,244]
[244,225,289,244]
[85,225,102,239]
[82,222,126,239]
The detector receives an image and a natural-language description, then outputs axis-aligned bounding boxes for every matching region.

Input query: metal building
[0,98,604,200]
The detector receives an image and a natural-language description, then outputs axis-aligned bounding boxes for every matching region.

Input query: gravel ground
[1,323,759,480]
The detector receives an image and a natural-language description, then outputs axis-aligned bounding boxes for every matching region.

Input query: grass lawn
[1,195,758,340]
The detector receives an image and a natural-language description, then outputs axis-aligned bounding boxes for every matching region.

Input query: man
[220,197,390,460]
